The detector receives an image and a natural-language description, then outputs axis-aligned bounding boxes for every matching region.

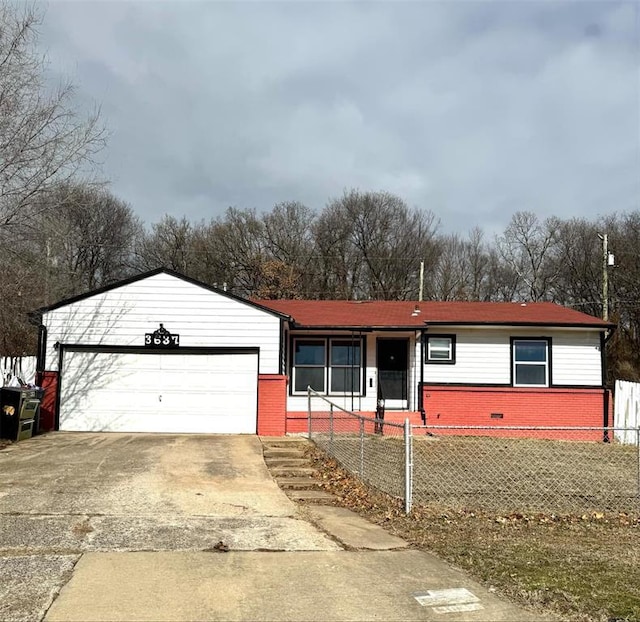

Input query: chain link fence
[306,390,411,509]
[307,389,640,516]
[412,426,640,514]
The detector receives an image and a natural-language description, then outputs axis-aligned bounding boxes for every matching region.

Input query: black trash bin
[0,387,41,441]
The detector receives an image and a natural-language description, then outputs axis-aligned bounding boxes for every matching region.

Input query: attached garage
[59,347,259,433]
[37,269,287,435]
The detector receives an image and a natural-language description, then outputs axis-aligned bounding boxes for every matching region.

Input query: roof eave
[423,320,615,329]
[289,324,422,331]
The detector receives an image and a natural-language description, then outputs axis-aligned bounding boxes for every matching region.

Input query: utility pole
[602,233,608,321]
[45,237,51,306]
[598,233,614,321]
[418,261,424,302]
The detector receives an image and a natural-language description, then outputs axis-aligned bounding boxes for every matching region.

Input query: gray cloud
[40,0,639,234]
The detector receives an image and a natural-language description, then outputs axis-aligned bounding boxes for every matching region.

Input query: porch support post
[307,386,312,440]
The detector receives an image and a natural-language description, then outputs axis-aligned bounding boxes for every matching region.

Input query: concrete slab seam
[294,508,348,551]
[40,553,83,622]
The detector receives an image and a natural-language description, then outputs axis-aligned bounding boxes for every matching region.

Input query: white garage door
[59,350,258,433]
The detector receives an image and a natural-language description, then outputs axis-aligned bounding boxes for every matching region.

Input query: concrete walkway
[45,550,542,621]
[0,433,545,621]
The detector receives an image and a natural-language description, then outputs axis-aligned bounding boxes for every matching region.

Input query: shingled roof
[256,299,612,329]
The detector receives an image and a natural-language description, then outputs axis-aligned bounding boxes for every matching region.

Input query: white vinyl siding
[42,272,281,374]
[552,332,602,386]
[424,329,511,384]
[424,327,603,386]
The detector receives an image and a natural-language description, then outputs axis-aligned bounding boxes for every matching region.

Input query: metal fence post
[637,427,640,500]
[307,387,312,440]
[329,405,334,453]
[404,418,413,514]
[359,417,365,478]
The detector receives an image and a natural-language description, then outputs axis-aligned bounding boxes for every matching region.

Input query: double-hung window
[292,337,363,395]
[512,339,550,387]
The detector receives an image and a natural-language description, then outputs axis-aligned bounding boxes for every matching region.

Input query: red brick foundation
[285,410,423,434]
[285,411,310,434]
[257,374,288,436]
[422,385,611,441]
[36,371,58,432]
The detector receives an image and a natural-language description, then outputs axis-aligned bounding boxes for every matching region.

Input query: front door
[377,338,409,409]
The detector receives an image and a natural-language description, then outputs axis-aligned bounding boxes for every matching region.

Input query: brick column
[257,374,287,436]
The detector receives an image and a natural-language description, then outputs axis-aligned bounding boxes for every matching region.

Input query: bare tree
[604,213,640,381]
[262,201,316,297]
[0,182,138,354]
[210,207,267,295]
[429,234,468,301]
[0,247,41,354]
[496,211,560,301]
[312,201,364,299]
[421,228,494,301]
[33,183,141,296]
[134,215,195,274]
[188,220,232,287]
[0,4,105,229]
[463,227,492,301]
[481,248,521,302]
[317,190,439,300]
[551,217,602,315]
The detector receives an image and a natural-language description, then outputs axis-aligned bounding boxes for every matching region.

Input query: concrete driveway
[0,433,337,622]
[1,433,543,622]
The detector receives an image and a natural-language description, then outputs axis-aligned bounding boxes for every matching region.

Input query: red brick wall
[257,374,287,436]
[422,385,610,441]
[286,411,309,434]
[286,410,422,434]
[286,411,378,434]
[36,371,58,432]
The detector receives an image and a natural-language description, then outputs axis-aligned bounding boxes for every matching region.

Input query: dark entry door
[377,339,409,406]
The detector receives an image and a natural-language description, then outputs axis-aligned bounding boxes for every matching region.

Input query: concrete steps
[277,476,322,490]
[260,437,336,503]
[270,466,316,478]
[263,447,306,459]
[287,490,336,501]
[265,457,309,467]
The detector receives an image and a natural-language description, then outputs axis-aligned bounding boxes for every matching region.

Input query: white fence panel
[1,356,37,387]
[614,380,640,445]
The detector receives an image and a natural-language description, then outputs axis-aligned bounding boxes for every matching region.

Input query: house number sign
[144,323,180,348]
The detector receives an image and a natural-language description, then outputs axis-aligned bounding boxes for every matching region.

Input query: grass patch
[308,446,640,622]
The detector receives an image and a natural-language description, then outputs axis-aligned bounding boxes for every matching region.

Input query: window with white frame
[512,339,550,387]
[292,338,363,395]
[426,335,455,363]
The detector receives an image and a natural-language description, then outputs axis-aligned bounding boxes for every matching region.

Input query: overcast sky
[39,0,639,234]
